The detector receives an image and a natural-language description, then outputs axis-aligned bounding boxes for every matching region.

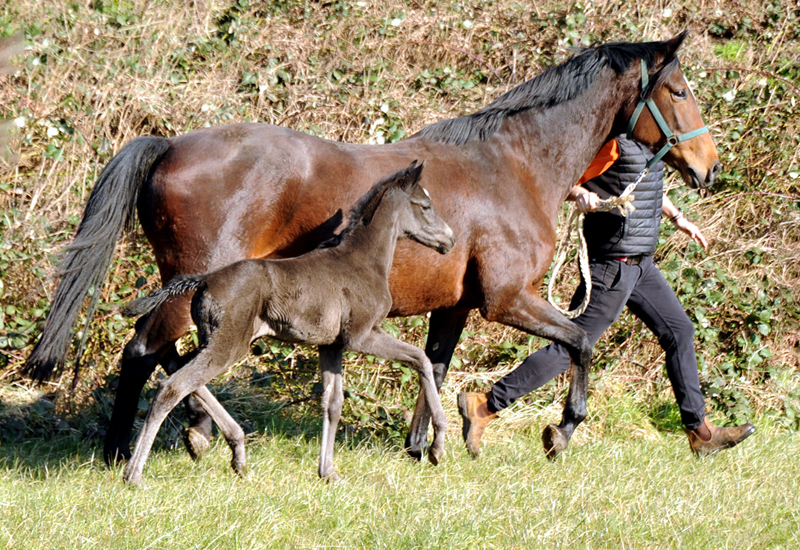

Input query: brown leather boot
[685,416,756,456]
[457,392,498,458]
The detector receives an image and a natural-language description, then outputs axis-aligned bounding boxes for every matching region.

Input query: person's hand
[570,187,600,213]
[673,215,708,251]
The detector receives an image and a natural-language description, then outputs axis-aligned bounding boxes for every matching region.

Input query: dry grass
[0,0,798,439]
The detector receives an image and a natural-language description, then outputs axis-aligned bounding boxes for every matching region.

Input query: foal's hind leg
[190,386,247,476]
[124,341,244,485]
[317,344,344,481]
[104,298,212,465]
[351,329,447,465]
[406,309,469,460]
[163,349,246,475]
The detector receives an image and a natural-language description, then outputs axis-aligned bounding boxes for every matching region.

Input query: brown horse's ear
[663,30,689,62]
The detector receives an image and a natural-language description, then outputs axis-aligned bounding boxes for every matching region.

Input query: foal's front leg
[317,344,344,481]
[352,328,447,465]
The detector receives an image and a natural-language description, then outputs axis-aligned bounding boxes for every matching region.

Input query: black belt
[613,255,644,266]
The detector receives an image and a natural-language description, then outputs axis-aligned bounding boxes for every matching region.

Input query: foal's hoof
[322,471,342,484]
[428,446,444,466]
[231,459,247,477]
[403,434,425,462]
[184,427,210,462]
[122,467,143,486]
[542,424,569,460]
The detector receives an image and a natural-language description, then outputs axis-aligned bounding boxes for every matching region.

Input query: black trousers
[488,255,706,429]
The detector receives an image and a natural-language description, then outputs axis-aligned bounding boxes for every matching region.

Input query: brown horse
[26,31,720,464]
[120,161,454,484]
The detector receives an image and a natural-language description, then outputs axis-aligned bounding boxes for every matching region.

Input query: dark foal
[120,161,455,484]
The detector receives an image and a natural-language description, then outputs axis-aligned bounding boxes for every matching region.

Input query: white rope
[548,168,649,319]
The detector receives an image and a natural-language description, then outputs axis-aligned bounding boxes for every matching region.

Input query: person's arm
[662,194,708,251]
[567,185,600,213]
[568,139,620,213]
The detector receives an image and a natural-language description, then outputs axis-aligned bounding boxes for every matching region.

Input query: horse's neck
[340,190,401,277]
[502,66,637,199]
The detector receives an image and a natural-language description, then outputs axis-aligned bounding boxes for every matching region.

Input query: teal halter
[626,59,709,170]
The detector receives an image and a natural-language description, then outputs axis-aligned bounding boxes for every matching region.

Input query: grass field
[1,403,797,549]
[1,0,799,547]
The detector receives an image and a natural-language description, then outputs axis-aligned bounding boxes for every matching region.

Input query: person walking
[458,135,756,457]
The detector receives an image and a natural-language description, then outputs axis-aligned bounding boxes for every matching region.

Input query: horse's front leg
[352,329,447,465]
[482,289,592,459]
[317,344,344,481]
[406,308,469,461]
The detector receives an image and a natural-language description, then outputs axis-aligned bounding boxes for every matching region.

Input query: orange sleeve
[576,138,619,185]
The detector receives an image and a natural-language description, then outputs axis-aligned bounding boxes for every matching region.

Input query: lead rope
[547,166,649,319]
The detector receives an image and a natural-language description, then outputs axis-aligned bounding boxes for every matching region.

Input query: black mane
[416,37,681,145]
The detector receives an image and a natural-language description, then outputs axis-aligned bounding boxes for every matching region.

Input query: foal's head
[388,160,456,255]
[384,160,456,254]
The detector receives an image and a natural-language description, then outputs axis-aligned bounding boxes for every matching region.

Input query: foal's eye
[673,89,688,100]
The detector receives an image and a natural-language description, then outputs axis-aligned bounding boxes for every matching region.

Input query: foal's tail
[121,276,205,319]
[25,136,171,382]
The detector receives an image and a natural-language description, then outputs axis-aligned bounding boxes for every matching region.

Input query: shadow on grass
[0,369,410,476]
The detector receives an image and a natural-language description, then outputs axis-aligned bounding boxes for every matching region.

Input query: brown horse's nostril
[706,161,722,187]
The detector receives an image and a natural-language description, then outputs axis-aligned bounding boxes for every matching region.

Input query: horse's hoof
[542,424,569,460]
[104,445,131,466]
[428,446,444,466]
[184,427,210,462]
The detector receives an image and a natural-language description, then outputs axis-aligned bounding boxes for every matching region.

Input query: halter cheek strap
[626,59,709,170]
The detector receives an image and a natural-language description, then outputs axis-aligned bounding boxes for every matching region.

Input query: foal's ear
[400,159,426,191]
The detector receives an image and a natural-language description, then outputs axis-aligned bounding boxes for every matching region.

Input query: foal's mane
[317,167,407,249]
[416,34,685,146]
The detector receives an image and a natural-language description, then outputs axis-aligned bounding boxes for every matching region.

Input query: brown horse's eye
[673,89,688,100]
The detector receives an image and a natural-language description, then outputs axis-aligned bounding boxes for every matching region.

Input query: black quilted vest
[582,136,665,258]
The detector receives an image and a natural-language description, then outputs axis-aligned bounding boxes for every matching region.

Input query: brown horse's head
[626,31,721,189]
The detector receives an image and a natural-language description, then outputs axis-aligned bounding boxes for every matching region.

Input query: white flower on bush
[722,89,736,102]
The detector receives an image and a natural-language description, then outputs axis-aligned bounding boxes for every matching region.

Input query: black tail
[25,136,171,382]
[122,276,205,319]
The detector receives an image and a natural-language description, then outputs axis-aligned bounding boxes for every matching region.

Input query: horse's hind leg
[405,308,469,460]
[104,315,170,465]
[317,344,344,481]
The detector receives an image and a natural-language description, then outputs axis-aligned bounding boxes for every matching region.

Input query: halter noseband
[626,59,709,170]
